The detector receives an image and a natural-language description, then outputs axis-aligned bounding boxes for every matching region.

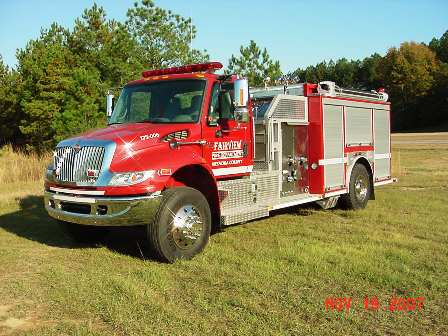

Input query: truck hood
[69,123,191,146]
[51,122,207,187]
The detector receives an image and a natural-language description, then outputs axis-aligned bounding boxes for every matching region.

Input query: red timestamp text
[388,297,425,311]
[325,296,425,312]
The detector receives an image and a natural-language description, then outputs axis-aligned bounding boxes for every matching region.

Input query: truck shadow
[0,195,322,261]
[0,195,156,260]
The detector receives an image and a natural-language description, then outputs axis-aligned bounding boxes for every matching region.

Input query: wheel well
[166,165,221,230]
[353,157,375,200]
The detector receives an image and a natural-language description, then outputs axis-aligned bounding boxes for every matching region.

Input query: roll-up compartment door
[345,106,372,146]
[323,104,344,190]
[374,109,391,180]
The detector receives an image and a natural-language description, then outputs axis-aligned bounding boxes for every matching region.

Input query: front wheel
[339,164,371,210]
[147,187,211,263]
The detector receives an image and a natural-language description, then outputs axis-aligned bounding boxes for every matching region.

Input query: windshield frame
[108,78,208,125]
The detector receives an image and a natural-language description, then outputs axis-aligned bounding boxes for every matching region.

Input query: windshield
[109,80,206,124]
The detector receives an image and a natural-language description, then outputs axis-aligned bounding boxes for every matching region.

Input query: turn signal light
[142,62,223,78]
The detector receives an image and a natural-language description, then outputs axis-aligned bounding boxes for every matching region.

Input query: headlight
[108,170,155,186]
[46,163,55,180]
[46,163,54,173]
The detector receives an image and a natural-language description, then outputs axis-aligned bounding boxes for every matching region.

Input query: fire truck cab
[44,62,395,262]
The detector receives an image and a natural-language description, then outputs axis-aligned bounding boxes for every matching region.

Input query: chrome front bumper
[44,191,162,226]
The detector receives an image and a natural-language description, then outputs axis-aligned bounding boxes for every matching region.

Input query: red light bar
[142,62,223,78]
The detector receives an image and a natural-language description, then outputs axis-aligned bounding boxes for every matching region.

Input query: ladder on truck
[250,81,388,102]
[317,81,388,102]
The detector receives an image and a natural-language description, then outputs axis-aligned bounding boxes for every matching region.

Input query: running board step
[220,207,269,226]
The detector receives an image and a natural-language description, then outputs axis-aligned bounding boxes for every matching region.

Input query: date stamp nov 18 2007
[324,296,425,312]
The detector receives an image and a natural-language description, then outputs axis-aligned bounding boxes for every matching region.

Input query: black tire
[147,187,211,263]
[60,221,109,244]
[339,164,371,210]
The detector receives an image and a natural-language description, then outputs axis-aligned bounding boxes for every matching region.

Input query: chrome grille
[53,146,105,183]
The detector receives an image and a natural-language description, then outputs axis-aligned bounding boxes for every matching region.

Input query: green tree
[69,4,140,86]
[15,1,209,151]
[429,30,448,63]
[293,58,361,88]
[17,24,105,151]
[296,61,333,83]
[378,42,439,129]
[356,53,383,89]
[126,0,208,69]
[429,62,448,126]
[227,40,282,86]
[0,56,22,145]
[333,58,360,87]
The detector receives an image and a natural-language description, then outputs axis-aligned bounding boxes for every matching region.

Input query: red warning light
[142,62,223,78]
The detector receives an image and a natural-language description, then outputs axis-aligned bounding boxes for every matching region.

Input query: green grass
[0,144,447,335]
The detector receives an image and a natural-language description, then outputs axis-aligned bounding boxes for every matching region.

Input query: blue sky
[0,0,447,72]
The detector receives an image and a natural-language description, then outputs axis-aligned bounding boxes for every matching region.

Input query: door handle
[221,128,240,133]
[169,139,207,149]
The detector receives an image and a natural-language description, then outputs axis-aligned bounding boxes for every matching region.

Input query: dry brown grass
[0,145,51,185]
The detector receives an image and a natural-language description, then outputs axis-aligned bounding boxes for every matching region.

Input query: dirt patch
[0,306,11,320]
[399,186,448,191]
[0,317,27,329]
[400,186,426,191]
[0,304,41,335]
[0,304,107,335]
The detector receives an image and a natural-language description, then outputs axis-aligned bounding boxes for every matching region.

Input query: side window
[130,91,151,122]
[208,83,220,125]
[220,91,234,120]
[207,83,235,125]
[111,92,128,123]
[221,83,235,121]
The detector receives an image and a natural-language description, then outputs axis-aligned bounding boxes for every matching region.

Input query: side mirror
[234,79,249,107]
[233,79,249,123]
[207,111,218,126]
[106,93,114,117]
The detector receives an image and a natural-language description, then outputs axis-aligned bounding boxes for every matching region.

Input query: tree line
[0,0,447,152]
[290,35,448,132]
[228,33,448,133]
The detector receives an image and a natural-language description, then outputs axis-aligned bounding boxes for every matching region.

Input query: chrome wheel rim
[171,204,203,249]
[354,175,368,202]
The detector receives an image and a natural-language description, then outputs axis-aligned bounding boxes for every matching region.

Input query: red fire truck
[44,62,395,262]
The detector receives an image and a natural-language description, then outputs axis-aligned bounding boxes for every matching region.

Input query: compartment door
[322,104,345,190]
[374,108,391,180]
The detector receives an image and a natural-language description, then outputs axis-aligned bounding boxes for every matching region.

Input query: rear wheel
[339,164,371,210]
[147,187,211,263]
[60,221,109,244]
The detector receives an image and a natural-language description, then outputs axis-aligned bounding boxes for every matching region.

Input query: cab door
[202,82,253,178]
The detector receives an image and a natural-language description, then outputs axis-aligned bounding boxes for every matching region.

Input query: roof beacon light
[142,62,223,78]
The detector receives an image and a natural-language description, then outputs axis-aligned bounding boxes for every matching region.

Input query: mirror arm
[106,93,114,117]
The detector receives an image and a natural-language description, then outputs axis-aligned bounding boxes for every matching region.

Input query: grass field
[0,142,447,335]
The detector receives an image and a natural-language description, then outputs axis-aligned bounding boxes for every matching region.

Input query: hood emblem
[87,169,99,178]
[73,144,81,153]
